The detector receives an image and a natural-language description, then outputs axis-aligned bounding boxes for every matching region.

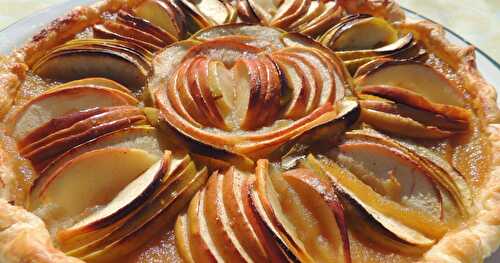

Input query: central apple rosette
[152,24,358,157]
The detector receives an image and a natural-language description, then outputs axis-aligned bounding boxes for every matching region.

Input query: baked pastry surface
[0,0,498,262]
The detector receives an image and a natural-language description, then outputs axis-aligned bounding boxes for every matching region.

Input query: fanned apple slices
[238,0,344,37]
[250,160,351,263]
[154,24,355,157]
[33,38,152,92]
[354,59,471,138]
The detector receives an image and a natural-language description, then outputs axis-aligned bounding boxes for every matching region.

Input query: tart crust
[0,0,498,262]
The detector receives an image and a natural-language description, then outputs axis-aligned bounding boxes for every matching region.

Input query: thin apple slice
[187,190,218,262]
[67,161,207,257]
[203,172,246,262]
[93,23,162,52]
[175,213,196,263]
[360,104,455,139]
[183,0,230,25]
[223,168,287,262]
[207,60,235,125]
[190,57,227,130]
[335,33,414,61]
[17,107,108,149]
[233,58,266,130]
[270,0,309,30]
[361,85,470,122]
[323,16,398,51]
[32,148,158,221]
[247,0,279,23]
[22,107,146,168]
[282,168,351,263]
[305,155,447,245]
[8,86,137,140]
[33,44,150,92]
[271,53,309,119]
[46,77,132,94]
[299,1,342,37]
[335,141,443,219]
[355,60,465,107]
[57,153,168,240]
[79,167,209,262]
[20,106,142,156]
[117,10,177,45]
[237,0,260,23]
[288,1,323,31]
[256,55,282,125]
[133,0,186,39]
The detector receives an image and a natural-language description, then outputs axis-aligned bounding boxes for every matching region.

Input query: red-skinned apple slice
[133,0,186,39]
[256,55,282,126]
[282,168,351,263]
[223,168,287,262]
[247,0,278,23]
[117,10,177,45]
[360,85,470,122]
[190,57,227,130]
[8,86,138,140]
[271,0,309,30]
[57,152,169,240]
[204,172,246,262]
[207,60,235,125]
[354,60,465,107]
[288,1,323,31]
[188,0,231,25]
[93,23,162,52]
[22,107,146,168]
[176,213,196,263]
[187,190,218,262]
[46,77,132,94]
[237,0,260,23]
[32,148,159,221]
[271,53,310,119]
[299,2,342,37]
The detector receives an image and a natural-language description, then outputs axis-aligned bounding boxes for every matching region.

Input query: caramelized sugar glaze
[0,0,496,262]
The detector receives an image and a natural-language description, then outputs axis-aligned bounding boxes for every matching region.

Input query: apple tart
[0,0,498,262]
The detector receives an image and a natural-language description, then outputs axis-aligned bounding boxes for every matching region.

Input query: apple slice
[335,141,443,219]
[57,153,168,240]
[32,148,158,221]
[46,77,132,94]
[33,42,150,92]
[189,57,227,130]
[93,23,162,52]
[17,107,108,149]
[181,0,230,25]
[256,55,282,125]
[282,168,351,263]
[232,58,267,130]
[207,60,235,125]
[322,16,398,51]
[270,0,309,30]
[305,154,447,245]
[117,10,177,45]
[355,60,465,107]
[79,167,209,262]
[335,33,414,61]
[22,107,146,168]
[271,53,309,119]
[288,1,323,31]
[175,213,196,263]
[299,1,342,37]
[20,106,143,156]
[133,0,186,39]
[66,161,207,257]
[247,0,279,23]
[237,0,260,23]
[8,86,137,140]
[361,85,470,122]
[222,168,286,262]
[32,126,166,199]
[203,172,246,261]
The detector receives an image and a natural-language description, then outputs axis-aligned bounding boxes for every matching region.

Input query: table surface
[0,0,499,63]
